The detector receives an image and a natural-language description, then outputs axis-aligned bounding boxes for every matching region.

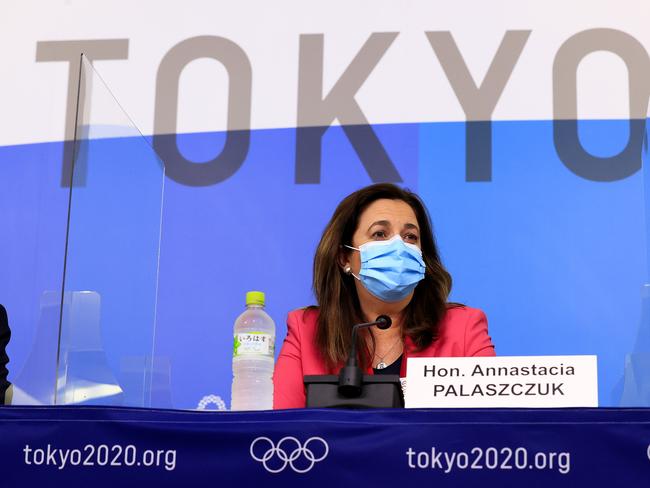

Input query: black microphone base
[304,374,404,409]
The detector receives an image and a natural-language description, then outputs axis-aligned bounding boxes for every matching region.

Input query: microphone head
[375,315,392,330]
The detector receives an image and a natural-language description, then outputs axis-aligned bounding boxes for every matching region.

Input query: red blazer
[273,305,495,409]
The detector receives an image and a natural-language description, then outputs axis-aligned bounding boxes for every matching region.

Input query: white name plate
[404,355,598,408]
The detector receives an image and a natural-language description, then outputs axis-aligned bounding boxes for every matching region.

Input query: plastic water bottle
[231,291,275,410]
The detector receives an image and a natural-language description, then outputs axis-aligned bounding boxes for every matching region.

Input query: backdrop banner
[2,1,649,409]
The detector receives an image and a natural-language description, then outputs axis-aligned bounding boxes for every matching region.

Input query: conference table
[1,406,649,486]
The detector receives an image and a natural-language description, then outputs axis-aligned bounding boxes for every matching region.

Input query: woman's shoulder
[437,304,487,338]
[284,307,320,349]
[442,304,486,323]
[437,304,494,356]
[287,306,320,329]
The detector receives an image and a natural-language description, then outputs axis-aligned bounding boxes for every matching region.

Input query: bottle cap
[246,291,265,306]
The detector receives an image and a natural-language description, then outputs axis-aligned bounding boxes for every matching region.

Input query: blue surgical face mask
[345,235,426,302]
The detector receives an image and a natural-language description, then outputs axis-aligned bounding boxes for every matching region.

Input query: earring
[344,265,352,275]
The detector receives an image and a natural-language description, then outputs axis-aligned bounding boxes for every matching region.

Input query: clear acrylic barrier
[620,126,650,406]
[55,55,165,406]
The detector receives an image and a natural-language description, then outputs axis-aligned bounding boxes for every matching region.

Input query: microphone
[374,315,392,330]
[338,315,392,397]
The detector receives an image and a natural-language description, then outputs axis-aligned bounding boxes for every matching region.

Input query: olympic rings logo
[250,436,329,473]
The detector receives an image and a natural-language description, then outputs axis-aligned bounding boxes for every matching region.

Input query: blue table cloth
[1,406,649,486]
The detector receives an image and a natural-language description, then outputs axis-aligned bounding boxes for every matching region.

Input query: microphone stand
[338,315,391,397]
[303,315,404,409]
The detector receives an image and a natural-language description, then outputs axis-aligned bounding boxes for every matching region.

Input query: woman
[273,183,494,409]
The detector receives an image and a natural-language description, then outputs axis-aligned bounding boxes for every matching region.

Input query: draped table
[1,406,649,486]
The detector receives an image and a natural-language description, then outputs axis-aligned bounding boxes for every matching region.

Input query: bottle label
[233,332,275,357]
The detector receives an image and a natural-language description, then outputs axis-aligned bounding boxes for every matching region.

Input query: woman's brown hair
[311,183,454,370]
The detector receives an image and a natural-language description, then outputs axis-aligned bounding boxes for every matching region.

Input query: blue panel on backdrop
[1,119,648,409]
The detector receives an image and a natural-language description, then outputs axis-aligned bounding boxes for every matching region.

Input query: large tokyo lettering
[35,39,129,187]
[426,30,530,182]
[36,29,650,187]
[553,29,650,181]
[295,33,402,184]
[152,36,252,186]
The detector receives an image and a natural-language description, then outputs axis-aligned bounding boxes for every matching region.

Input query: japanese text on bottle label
[233,333,274,357]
